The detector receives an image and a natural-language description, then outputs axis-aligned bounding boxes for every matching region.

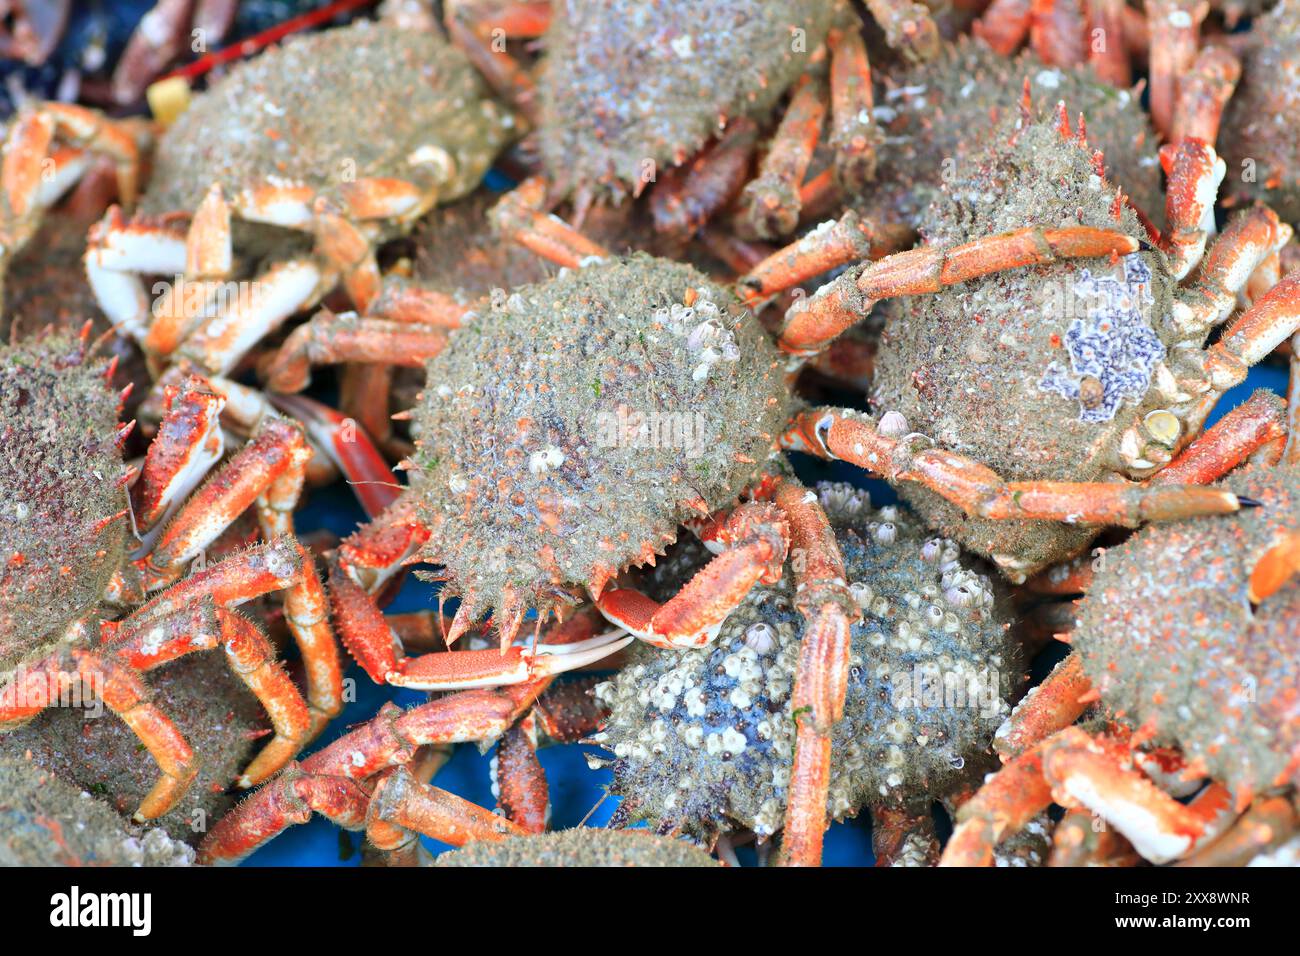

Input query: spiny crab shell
[870,115,1173,580]
[861,36,1162,230]
[0,335,126,676]
[433,826,719,867]
[592,482,1018,843]
[144,20,517,247]
[537,0,835,203]
[1074,463,1300,796]
[411,254,792,623]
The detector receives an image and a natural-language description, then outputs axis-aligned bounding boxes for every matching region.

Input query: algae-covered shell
[1073,464,1300,796]
[0,336,126,677]
[861,36,1163,229]
[412,254,792,624]
[432,827,719,866]
[1219,0,1300,225]
[594,482,1017,843]
[870,115,1170,581]
[144,21,516,226]
[537,0,834,201]
[0,759,193,866]
[1,654,263,846]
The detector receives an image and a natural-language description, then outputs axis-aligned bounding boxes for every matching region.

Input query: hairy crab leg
[867,0,940,60]
[1171,44,1240,146]
[489,176,613,268]
[827,24,879,189]
[595,501,790,649]
[366,764,527,853]
[1174,796,1299,866]
[781,407,1247,526]
[649,117,758,238]
[1145,0,1208,141]
[736,210,880,309]
[772,476,859,867]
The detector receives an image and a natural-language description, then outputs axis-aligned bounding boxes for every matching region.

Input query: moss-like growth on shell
[871,115,1174,581]
[433,827,719,867]
[594,483,1017,843]
[412,255,792,623]
[145,21,516,233]
[0,336,126,677]
[0,759,193,866]
[538,0,833,201]
[862,37,1163,228]
[1074,464,1300,795]
[1219,0,1300,224]
[2,654,262,845]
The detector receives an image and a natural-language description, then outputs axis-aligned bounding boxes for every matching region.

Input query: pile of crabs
[0,0,1297,868]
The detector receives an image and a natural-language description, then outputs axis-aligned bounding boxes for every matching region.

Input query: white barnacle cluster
[653,290,741,383]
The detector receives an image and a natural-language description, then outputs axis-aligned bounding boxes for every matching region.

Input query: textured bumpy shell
[1,655,262,845]
[537,0,834,200]
[0,337,126,677]
[871,117,1174,580]
[412,254,792,622]
[1219,0,1300,224]
[1075,464,1300,794]
[595,483,1017,842]
[144,22,516,224]
[861,36,1163,229]
[433,827,719,866]
[0,759,193,866]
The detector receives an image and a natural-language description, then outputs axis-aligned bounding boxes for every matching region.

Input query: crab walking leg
[868,0,940,60]
[138,417,313,586]
[772,478,858,867]
[773,225,1141,356]
[443,0,550,121]
[199,685,545,863]
[368,764,528,850]
[84,208,189,342]
[1145,0,1208,141]
[871,804,941,867]
[737,211,879,310]
[1159,143,1228,285]
[266,309,451,393]
[490,176,613,268]
[1170,44,1240,147]
[974,0,1034,53]
[0,648,197,821]
[994,654,1093,761]
[735,73,827,241]
[649,118,758,238]
[1153,389,1289,485]
[1025,553,1096,595]
[827,26,879,189]
[1030,0,1087,70]
[1086,0,1132,87]
[1048,805,1141,866]
[37,102,142,207]
[941,746,1055,866]
[782,408,1247,523]
[596,502,790,649]
[1202,271,1300,392]
[1175,796,1299,866]
[270,392,403,519]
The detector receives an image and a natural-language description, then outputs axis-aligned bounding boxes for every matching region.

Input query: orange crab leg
[941,745,1055,866]
[490,176,613,268]
[1145,0,1207,141]
[1203,271,1300,394]
[994,654,1094,761]
[595,501,789,649]
[1048,805,1141,866]
[774,225,1141,356]
[1155,389,1288,485]
[1030,0,1087,69]
[130,374,226,533]
[649,118,758,238]
[1170,44,1240,147]
[827,25,879,189]
[1175,796,1298,866]
[368,764,527,849]
[774,477,859,867]
[867,0,940,60]
[1086,0,1132,87]
[443,0,549,121]
[973,0,1034,53]
[736,210,879,309]
[736,73,827,241]
[266,309,450,393]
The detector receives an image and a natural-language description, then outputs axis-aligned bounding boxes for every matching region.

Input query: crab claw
[386,631,634,691]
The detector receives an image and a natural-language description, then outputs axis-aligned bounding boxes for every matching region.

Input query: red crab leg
[0,647,197,821]
[867,0,940,61]
[736,211,879,309]
[941,746,1055,866]
[1049,805,1141,866]
[184,183,234,281]
[649,118,758,238]
[1041,726,1230,863]
[138,417,312,586]
[871,805,941,866]
[130,374,226,535]
[596,502,790,649]
[973,0,1034,53]
[443,0,550,121]
[368,764,527,850]
[773,478,859,867]
[827,25,879,189]
[1086,0,1132,87]
[490,176,613,268]
[1,109,54,226]
[1145,0,1208,141]
[1024,554,1096,595]
[1154,389,1289,486]
[993,654,1094,761]
[269,391,401,519]
[1170,44,1240,147]
[735,73,827,241]
[199,685,544,862]
[1030,0,1087,69]
[781,408,1247,525]
[38,102,143,207]
[83,207,188,341]
[772,225,1141,356]
[1175,796,1298,866]
[265,308,450,392]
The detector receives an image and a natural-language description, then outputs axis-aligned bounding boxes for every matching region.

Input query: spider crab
[0,330,340,821]
[735,98,1300,584]
[940,383,1300,865]
[82,16,518,378]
